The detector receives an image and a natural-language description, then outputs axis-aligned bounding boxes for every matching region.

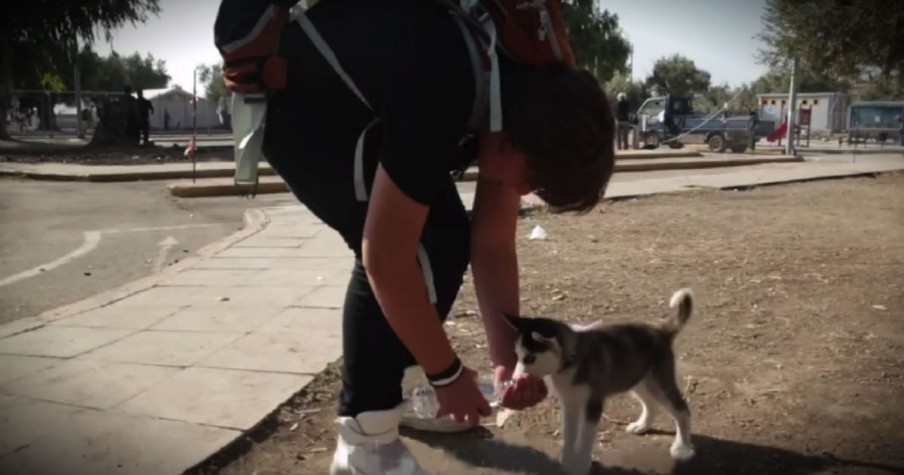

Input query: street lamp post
[785,57,799,155]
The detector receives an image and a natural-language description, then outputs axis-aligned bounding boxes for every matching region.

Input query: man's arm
[363,165,458,375]
[470,177,521,368]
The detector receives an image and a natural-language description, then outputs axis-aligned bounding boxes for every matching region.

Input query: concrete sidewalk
[0,158,902,475]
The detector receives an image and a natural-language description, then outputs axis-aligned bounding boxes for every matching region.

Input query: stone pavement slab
[0,359,178,410]
[0,399,239,475]
[114,367,312,430]
[0,158,902,475]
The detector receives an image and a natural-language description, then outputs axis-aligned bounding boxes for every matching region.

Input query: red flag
[184,137,197,157]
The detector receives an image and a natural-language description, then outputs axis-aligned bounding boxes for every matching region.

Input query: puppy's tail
[662,288,693,335]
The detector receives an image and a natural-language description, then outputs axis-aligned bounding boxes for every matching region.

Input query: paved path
[0,157,902,475]
[0,179,294,324]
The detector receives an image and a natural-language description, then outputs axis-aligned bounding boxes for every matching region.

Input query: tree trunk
[88,95,139,147]
[0,103,9,141]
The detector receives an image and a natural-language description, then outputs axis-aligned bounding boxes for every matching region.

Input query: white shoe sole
[400,414,474,433]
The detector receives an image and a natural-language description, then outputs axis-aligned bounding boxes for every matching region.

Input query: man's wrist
[426,356,464,388]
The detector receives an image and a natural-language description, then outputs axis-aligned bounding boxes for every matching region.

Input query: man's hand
[494,365,548,410]
[434,367,492,426]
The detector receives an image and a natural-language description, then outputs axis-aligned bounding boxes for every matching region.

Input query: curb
[797,148,904,156]
[0,207,272,339]
[168,178,288,198]
[0,144,233,156]
[517,169,902,213]
[0,164,277,183]
[616,155,802,173]
[612,150,703,160]
[167,156,804,198]
[0,152,703,183]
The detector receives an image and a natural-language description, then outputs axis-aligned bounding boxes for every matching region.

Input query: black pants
[263,109,471,417]
[617,122,631,150]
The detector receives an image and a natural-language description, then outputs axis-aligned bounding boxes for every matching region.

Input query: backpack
[213,0,575,193]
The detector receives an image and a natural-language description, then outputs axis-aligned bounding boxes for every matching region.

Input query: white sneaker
[329,406,432,475]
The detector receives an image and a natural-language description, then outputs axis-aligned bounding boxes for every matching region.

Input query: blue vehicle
[633,95,775,152]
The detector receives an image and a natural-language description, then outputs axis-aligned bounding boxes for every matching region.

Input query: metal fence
[7,89,229,137]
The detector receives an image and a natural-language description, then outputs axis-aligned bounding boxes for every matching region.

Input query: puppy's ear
[530,332,556,345]
[502,313,527,332]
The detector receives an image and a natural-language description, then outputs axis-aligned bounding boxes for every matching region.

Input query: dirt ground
[188,174,904,475]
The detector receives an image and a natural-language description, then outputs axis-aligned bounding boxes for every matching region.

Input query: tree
[562,0,632,81]
[749,64,850,96]
[604,71,648,112]
[0,0,161,139]
[856,76,904,101]
[644,54,712,97]
[759,0,904,91]
[697,84,734,114]
[198,64,229,105]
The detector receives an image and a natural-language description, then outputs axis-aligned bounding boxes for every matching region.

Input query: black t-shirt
[268,0,480,206]
[616,99,630,122]
[137,98,153,118]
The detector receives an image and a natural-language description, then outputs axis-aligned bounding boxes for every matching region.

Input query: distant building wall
[757,92,850,133]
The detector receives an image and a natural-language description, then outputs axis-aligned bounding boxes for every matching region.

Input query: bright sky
[93,0,770,94]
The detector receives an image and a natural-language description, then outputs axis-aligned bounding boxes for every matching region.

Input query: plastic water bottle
[409,385,441,419]
[408,378,513,419]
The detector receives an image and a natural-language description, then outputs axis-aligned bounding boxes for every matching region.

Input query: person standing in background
[121,86,139,144]
[136,89,154,146]
[616,92,631,150]
[747,109,759,151]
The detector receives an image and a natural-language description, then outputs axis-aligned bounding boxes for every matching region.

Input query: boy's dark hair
[503,62,615,214]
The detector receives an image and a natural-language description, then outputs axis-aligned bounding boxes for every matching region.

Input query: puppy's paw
[669,441,695,461]
[625,420,651,435]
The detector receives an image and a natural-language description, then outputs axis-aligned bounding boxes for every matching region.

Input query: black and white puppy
[505,289,696,475]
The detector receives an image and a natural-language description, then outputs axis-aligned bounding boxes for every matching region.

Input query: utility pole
[74,36,83,139]
[785,57,799,155]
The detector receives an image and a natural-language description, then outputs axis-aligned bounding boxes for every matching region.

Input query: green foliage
[759,0,904,89]
[749,64,850,96]
[69,47,169,92]
[696,84,733,114]
[561,0,632,81]
[604,71,647,110]
[0,0,161,137]
[857,76,904,101]
[644,54,711,97]
[198,64,229,104]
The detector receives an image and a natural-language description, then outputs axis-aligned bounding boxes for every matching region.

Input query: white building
[757,92,852,133]
[140,87,220,131]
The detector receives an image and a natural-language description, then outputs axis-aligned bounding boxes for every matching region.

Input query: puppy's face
[504,314,567,379]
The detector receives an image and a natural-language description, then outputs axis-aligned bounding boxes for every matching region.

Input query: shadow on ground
[406,428,904,475]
